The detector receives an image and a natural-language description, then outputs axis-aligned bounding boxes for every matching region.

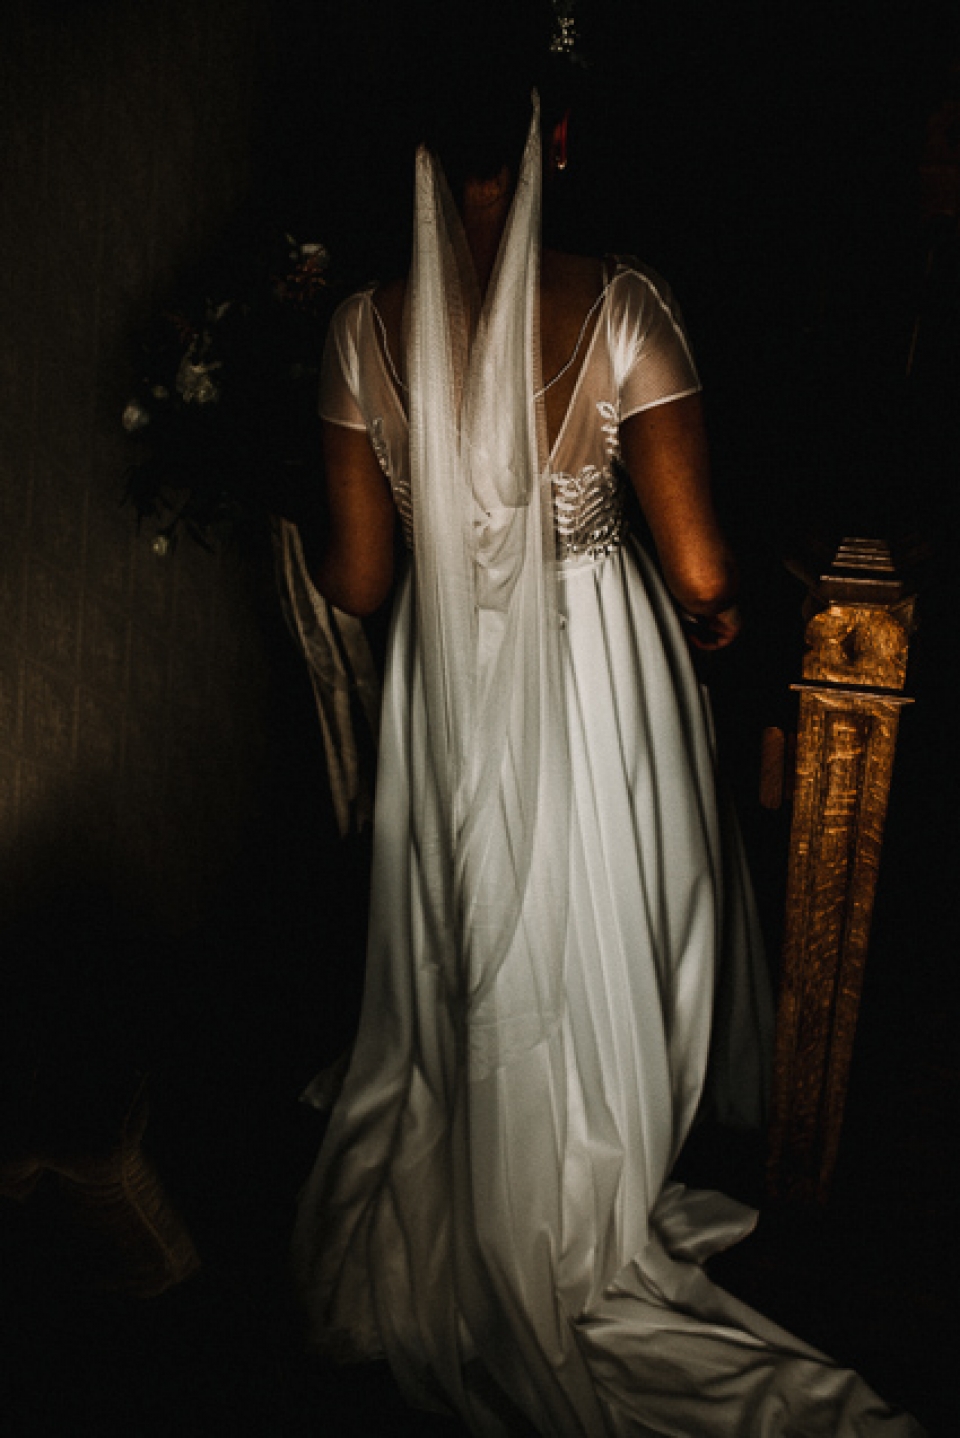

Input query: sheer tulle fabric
[292,103,926,1437]
[407,101,571,1079]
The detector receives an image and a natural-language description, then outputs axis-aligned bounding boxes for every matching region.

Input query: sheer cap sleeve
[609,263,701,420]
[319,292,369,431]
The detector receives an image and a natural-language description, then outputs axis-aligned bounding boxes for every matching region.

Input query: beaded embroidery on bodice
[551,464,626,563]
[371,407,627,565]
[320,262,702,568]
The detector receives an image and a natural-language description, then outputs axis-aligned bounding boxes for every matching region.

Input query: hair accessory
[549,1,586,66]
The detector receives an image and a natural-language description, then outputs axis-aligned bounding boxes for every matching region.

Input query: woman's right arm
[308,420,397,616]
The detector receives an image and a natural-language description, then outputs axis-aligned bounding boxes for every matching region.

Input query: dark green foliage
[122,220,340,551]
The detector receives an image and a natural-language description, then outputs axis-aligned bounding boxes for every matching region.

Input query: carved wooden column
[766,538,915,1204]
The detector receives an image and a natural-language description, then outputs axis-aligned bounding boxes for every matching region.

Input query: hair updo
[412,0,582,196]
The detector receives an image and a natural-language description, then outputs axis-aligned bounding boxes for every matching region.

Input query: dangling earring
[553,112,570,173]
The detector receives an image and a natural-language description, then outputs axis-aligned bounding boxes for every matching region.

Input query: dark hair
[412,1,579,194]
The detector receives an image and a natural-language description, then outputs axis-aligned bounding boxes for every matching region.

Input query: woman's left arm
[620,393,740,650]
[308,420,397,616]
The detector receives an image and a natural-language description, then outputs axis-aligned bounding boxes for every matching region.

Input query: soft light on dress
[292,108,926,1438]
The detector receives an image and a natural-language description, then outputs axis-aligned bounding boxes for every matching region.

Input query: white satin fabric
[292,110,925,1438]
[273,517,380,836]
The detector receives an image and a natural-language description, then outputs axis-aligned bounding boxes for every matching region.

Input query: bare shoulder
[540,251,605,380]
[540,250,604,308]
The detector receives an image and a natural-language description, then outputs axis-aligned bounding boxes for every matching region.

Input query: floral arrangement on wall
[122,222,339,553]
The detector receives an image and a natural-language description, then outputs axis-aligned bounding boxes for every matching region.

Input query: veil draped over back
[408,95,572,1079]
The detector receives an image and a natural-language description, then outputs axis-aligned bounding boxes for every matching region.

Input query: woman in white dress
[291,52,926,1438]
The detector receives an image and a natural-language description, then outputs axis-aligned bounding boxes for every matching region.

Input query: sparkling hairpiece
[549,1,586,65]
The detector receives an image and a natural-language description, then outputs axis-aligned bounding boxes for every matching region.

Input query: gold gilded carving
[767,539,913,1205]
[802,604,910,691]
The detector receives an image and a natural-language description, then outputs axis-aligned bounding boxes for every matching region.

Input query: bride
[290,25,926,1438]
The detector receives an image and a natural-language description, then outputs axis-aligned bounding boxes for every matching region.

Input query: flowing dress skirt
[292,540,924,1437]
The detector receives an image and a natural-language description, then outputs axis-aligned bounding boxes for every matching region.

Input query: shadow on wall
[0,0,278,938]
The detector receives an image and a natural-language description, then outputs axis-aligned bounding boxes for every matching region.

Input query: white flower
[176,352,222,405]
[287,238,330,271]
[299,242,329,266]
[152,534,173,557]
[122,400,150,432]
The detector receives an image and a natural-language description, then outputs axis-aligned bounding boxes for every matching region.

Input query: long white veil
[408,95,571,1079]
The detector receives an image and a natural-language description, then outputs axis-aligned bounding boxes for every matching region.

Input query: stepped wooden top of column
[801,538,915,692]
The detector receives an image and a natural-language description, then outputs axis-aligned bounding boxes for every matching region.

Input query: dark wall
[0,2,381,1135]
[0,0,274,934]
[0,0,307,1134]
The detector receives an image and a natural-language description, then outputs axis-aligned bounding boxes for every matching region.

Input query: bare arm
[309,420,397,616]
[620,394,740,649]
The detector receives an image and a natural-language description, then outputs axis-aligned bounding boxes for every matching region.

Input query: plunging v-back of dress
[291,132,925,1437]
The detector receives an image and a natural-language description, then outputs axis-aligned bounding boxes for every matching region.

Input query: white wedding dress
[291,111,925,1438]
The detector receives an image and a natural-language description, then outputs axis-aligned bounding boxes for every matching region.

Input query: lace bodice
[319,262,700,566]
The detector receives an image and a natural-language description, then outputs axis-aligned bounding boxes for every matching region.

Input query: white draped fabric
[273,516,380,837]
[291,104,925,1438]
